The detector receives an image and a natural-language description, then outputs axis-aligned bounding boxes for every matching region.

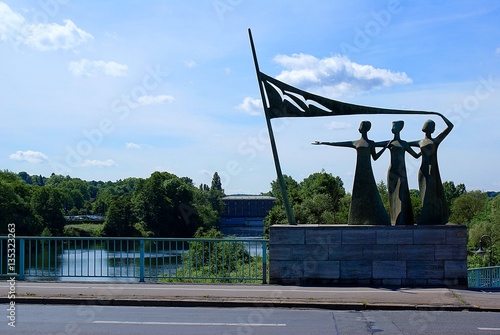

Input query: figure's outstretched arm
[312,140,355,148]
[434,113,454,144]
[409,140,420,147]
[372,145,387,161]
[405,145,421,159]
[374,140,389,147]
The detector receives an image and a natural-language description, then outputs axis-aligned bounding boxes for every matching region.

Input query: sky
[1,0,499,195]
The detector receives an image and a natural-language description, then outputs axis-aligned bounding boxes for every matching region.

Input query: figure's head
[392,120,404,133]
[422,120,435,133]
[359,121,371,133]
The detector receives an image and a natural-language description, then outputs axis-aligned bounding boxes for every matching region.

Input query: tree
[443,181,467,213]
[449,191,488,226]
[30,187,66,235]
[0,179,40,235]
[103,195,138,236]
[265,172,348,233]
[211,172,223,192]
[133,172,201,237]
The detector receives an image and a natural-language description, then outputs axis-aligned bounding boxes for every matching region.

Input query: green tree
[133,172,201,237]
[0,178,40,235]
[443,181,467,214]
[103,195,138,236]
[449,191,488,226]
[467,195,500,267]
[30,187,66,235]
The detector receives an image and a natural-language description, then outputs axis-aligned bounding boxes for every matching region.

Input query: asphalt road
[4,304,500,335]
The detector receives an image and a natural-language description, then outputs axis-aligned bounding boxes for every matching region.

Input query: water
[23,229,265,281]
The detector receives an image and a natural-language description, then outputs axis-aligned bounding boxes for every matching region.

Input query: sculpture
[387,120,421,225]
[411,114,454,225]
[313,121,390,225]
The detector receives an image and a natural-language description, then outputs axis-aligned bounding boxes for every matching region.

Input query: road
[3,304,500,335]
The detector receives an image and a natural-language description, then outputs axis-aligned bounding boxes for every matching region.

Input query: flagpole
[248,28,296,225]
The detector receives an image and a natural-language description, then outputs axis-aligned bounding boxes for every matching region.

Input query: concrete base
[269,224,467,287]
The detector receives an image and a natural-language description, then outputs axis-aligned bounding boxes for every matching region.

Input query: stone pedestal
[269,224,467,287]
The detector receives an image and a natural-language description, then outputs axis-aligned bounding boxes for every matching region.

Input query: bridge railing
[0,236,268,284]
[467,266,500,289]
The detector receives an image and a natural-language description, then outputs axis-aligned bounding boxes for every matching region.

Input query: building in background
[220,195,276,237]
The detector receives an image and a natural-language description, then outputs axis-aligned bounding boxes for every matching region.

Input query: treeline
[0,170,225,238]
[265,171,499,267]
[1,169,498,266]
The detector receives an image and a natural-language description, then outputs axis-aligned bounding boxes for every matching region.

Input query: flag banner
[260,72,434,119]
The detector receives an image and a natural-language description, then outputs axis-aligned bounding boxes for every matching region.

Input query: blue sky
[1,0,499,195]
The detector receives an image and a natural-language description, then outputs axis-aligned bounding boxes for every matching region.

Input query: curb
[5,297,500,312]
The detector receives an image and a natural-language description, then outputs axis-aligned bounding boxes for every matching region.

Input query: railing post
[262,241,267,284]
[19,239,25,281]
[139,239,145,282]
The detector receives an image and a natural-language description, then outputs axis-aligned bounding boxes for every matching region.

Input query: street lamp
[475,234,492,267]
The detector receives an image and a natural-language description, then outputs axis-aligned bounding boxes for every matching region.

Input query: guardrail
[468,266,500,289]
[0,236,268,284]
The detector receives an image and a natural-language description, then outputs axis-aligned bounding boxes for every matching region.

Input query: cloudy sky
[1,1,499,195]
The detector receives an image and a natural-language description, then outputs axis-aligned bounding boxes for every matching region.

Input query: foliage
[449,191,488,226]
[265,171,347,235]
[102,195,140,236]
[30,186,66,235]
[466,195,500,268]
[0,169,225,238]
[171,227,257,283]
[443,181,467,214]
[63,223,103,237]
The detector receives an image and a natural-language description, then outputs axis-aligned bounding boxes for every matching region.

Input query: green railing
[0,236,268,284]
[468,266,500,289]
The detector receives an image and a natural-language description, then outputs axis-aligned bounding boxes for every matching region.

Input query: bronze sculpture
[387,120,421,225]
[313,121,390,225]
[411,114,454,225]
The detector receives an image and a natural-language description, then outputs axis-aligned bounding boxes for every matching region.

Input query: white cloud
[22,19,93,51]
[496,47,500,55]
[0,3,92,51]
[126,142,142,149]
[237,97,262,116]
[325,121,353,130]
[137,95,175,105]
[184,60,198,68]
[9,150,49,163]
[79,159,116,167]
[273,53,412,98]
[68,59,128,77]
[0,2,24,41]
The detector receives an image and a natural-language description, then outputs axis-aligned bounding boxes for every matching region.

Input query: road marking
[478,328,500,331]
[93,321,286,327]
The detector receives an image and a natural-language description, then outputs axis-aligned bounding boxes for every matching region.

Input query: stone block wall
[269,225,467,286]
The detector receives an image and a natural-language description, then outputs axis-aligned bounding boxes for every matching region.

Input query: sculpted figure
[387,121,421,225]
[411,114,454,225]
[313,121,390,225]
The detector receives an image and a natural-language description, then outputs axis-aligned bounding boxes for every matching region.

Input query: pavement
[3,281,500,312]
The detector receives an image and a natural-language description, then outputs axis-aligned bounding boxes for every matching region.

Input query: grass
[63,223,103,237]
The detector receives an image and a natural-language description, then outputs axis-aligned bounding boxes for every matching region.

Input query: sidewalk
[4,281,500,312]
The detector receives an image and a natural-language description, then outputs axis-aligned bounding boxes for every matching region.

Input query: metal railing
[0,237,268,284]
[468,266,500,289]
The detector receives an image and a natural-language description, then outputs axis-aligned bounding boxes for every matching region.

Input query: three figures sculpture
[314,114,453,226]
[248,29,454,226]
